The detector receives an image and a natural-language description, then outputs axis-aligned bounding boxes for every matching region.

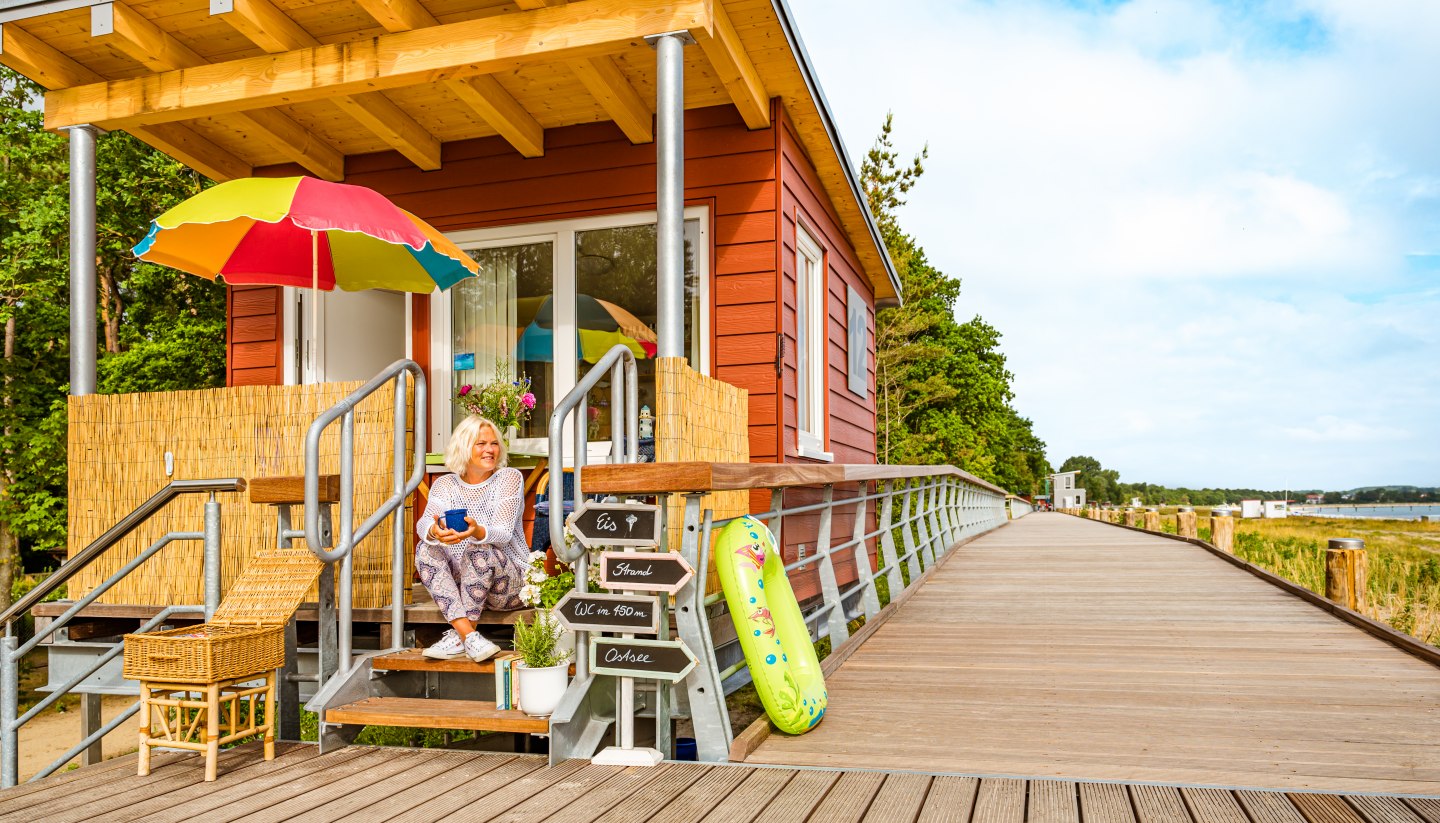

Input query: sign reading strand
[598,551,695,594]
[567,501,661,549]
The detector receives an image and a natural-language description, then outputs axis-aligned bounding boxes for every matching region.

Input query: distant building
[1263,500,1289,519]
[1050,471,1086,509]
[1305,494,1323,505]
[1240,500,1264,519]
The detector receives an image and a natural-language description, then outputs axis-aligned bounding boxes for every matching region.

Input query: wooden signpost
[589,637,697,683]
[553,591,660,635]
[567,501,661,549]
[598,551,694,593]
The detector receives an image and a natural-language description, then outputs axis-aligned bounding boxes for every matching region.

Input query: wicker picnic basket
[123,548,325,684]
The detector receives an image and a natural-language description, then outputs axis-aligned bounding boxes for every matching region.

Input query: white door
[294,288,407,384]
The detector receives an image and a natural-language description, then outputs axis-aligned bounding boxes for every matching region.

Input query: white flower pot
[516,662,569,718]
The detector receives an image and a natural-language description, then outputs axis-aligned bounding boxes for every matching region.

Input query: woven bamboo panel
[67,382,414,609]
[655,357,749,591]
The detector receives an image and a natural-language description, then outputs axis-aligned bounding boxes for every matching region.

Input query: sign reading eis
[567,501,660,549]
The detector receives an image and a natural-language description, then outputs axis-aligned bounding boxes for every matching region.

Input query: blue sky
[786,0,1440,490]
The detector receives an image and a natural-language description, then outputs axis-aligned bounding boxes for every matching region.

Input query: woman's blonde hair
[446,415,508,475]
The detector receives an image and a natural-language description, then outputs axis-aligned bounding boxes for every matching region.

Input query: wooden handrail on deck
[581,461,1008,496]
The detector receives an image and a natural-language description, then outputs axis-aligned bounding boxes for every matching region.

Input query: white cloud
[788,0,1440,488]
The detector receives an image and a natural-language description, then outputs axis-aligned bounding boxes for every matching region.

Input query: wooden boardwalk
[6,742,1440,823]
[747,514,1440,796]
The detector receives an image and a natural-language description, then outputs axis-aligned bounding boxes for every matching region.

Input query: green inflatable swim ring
[713,516,827,734]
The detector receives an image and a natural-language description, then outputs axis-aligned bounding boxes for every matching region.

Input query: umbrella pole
[311,229,319,385]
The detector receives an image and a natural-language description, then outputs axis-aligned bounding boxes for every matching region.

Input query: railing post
[1325,538,1367,612]
[675,493,730,761]
[914,481,935,569]
[899,480,921,582]
[852,488,880,621]
[926,479,946,556]
[391,372,407,650]
[337,411,356,674]
[1,636,17,788]
[878,481,903,602]
[203,493,222,621]
[814,485,848,646]
[317,506,337,686]
[1210,508,1234,554]
[937,478,957,547]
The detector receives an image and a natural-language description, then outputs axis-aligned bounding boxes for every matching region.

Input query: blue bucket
[675,737,698,761]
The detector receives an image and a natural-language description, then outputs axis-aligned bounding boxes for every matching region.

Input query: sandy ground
[18,693,138,782]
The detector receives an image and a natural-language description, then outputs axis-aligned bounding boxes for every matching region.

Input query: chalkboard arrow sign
[589,637,697,682]
[553,591,661,635]
[598,551,694,594]
[567,501,660,549]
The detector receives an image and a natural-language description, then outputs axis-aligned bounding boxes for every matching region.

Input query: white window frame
[429,207,710,455]
[794,223,830,461]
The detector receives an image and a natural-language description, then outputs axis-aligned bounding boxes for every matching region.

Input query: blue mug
[442,508,470,532]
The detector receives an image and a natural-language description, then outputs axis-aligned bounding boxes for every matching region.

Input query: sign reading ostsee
[567,501,660,549]
[589,637,697,682]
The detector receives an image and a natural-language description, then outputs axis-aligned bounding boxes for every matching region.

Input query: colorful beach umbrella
[132,176,479,293]
[512,294,657,363]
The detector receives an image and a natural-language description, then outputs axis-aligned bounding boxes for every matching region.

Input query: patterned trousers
[416,541,524,623]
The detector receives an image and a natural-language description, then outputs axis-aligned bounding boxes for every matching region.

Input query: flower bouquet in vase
[456,358,535,442]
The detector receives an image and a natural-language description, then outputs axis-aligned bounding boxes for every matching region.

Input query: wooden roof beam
[212,0,440,170]
[569,56,652,144]
[353,0,544,158]
[46,0,710,131]
[693,0,769,129]
[90,2,342,180]
[0,21,250,181]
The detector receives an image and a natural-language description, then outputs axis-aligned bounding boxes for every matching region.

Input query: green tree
[864,114,1051,495]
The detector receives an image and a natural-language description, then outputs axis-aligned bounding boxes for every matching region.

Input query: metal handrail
[0,478,245,629]
[303,359,427,564]
[547,345,638,564]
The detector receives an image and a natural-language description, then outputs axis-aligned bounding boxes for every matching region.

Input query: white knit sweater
[416,468,530,569]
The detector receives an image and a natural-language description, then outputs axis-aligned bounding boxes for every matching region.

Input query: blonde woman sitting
[416,415,528,662]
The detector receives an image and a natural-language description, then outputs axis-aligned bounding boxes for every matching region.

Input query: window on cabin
[795,224,827,456]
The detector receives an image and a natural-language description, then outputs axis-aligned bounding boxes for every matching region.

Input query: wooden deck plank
[750,769,840,823]
[916,776,980,823]
[275,750,489,823]
[647,764,752,823]
[860,773,932,823]
[1179,787,1249,822]
[227,749,436,823]
[543,763,676,823]
[745,515,1440,794]
[590,762,709,823]
[486,764,627,823]
[1236,790,1310,823]
[91,744,337,823]
[1078,782,1137,823]
[0,749,187,806]
[381,756,569,823]
[699,767,796,823]
[802,769,886,823]
[24,742,305,823]
[1405,798,1440,823]
[1288,793,1368,823]
[1130,784,1193,823]
[972,777,1027,823]
[1027,780,1080,823]
[1346,795,1429,823]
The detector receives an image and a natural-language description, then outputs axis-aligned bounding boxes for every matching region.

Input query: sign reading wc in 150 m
[567,501,660,549]
[553,591,660,635]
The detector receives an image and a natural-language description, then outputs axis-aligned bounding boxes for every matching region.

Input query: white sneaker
[422,629,465,660]
[464,632,500,663]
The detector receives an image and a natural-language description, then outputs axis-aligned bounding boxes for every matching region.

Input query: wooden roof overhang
[0,0,901,301]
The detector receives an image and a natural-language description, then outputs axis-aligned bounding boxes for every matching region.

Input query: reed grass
[1231,516,1440,646]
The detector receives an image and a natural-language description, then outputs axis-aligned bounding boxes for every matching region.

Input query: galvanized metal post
[203,493,222,621]
[390,374,406,650]
[81,693,102,765]
[899,480,921,583]
[813,485,847,646]
[852,491,879,621]
[67,125,99,397]
[674,494,730,761]
[337,412,355,673]
[914,481,934,569]
[274,504,301,740]
[877,481,903,602]
[649,31,692,359]
[317,505,337,686]
[1,636,17,788]
[926,479,945,558]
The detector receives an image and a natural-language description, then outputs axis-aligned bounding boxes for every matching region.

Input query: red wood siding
[226,285,284,386]
[777,107,878,465]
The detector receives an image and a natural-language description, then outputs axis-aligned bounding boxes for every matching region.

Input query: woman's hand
[431,515,483,545]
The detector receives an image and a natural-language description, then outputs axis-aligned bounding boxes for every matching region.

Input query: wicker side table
[137,673,277,782]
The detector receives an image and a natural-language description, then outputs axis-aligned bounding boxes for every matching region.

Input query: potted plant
[511,608,572,718]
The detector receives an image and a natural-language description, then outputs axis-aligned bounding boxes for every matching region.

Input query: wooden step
[325,696,549,735]
[371,649,576,676]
